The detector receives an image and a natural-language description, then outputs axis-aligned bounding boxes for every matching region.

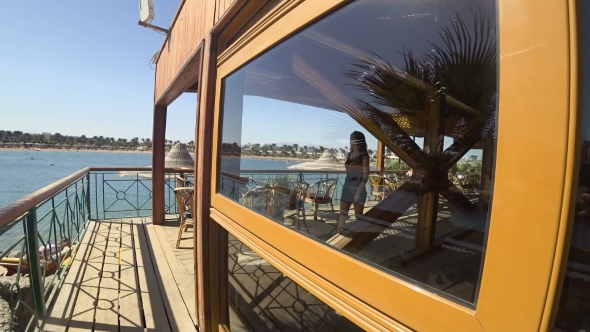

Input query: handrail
[0,166,402,227]
[239,169,404,174]
[221,170,249,182]
[0,167,196,228]
[0,168,91,228]
[89,166,193,172]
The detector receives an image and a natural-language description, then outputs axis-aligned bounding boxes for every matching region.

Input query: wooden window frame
[208,0,578,330]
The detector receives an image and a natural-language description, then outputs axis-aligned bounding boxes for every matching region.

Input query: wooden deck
[42,216,196,332]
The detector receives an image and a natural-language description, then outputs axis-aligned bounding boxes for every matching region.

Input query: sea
[0,150,303,252]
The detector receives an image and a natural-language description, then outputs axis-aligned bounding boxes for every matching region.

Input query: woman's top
[344,152,368,184]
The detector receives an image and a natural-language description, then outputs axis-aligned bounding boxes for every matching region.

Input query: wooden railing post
[152,105,167,225]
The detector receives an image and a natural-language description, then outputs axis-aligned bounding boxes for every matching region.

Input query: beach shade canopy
[165,143,194,169]
[118,143,194,178]
[287,150,345,171]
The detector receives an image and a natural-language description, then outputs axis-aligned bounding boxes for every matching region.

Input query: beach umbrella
[118,143,194,178]
[287,150,345,171]
[165,143,194,168]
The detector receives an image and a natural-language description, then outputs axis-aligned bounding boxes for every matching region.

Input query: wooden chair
[305,179,338,220]
[174,187,194,249]
[176,175,193,188]
[369,174,396,201]
[288,181,309,221]
[241,188,268,210]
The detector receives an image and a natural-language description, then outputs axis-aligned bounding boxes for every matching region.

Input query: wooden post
[195,35,221,332]
[152,105,167,225]
[415,88,444,250]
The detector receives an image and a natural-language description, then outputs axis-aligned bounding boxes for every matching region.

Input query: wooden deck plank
[42,221,99,332]
[119,219,143,331]
[152,224,196,325]
[68,222,111,332]
[144,220,197,332]
[133,219,172,332]
[94,220,121,332]
[42,215,198,332]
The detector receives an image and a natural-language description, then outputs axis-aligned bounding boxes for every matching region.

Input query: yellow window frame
[209,0,577,330]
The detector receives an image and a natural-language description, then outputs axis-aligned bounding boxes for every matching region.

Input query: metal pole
[25,209,46,318]
[86,173,91,222]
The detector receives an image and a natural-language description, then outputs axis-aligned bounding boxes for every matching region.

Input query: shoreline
[0,148,320,161]
[1,147,158,154]
[0,148,384,165]
[229,155,319,162]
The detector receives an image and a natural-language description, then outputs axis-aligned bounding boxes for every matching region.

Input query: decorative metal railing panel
[219,169,403,204]
[0,173,90,331]
[90,171,186,219]
[0,167,191,331]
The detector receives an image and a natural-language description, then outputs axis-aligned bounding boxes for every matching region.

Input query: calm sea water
[0,150,302,209]
[0,150,303,252]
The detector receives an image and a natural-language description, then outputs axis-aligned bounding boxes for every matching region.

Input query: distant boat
[34,148,41,151]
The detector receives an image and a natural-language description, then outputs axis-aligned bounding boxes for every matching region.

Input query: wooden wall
[154,0,216,104]
[215,0,238,23]
[154,0,242,104]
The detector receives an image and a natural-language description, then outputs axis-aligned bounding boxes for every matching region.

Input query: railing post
[86,173,91,222]
[25,209,46,319]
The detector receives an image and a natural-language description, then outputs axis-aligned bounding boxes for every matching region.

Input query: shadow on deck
[42,216,196,332]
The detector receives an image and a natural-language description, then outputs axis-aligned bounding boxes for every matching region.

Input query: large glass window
[227,234,363,331]
[218,0,497,305]
[553,1,590,330]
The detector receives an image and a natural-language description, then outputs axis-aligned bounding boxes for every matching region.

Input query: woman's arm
[356,155,371,194]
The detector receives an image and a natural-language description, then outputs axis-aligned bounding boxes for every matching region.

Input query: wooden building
[149,0,590,331]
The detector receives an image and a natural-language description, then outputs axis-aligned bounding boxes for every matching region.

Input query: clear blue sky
[0,1,197,142]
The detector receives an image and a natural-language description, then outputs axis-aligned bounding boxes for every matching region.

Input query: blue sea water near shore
[0,150,305,252]
[0,150,303,209]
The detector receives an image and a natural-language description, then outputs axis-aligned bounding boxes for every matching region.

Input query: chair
[305,179,337,220]
[369,174,396,201]
[174,187,194,249]
[266,184,291,221]
[287,181,309,221]
[176,175,193,188]
[241,179,271,210]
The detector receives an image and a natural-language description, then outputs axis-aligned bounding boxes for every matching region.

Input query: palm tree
[345,10,496,151]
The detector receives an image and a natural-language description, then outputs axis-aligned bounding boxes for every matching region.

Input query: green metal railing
[0,167,190,331]
[90,170,186,219]
[0,170,90,331]
[219,169,405,203]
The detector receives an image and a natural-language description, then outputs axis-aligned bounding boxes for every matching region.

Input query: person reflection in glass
[337,131,370,234]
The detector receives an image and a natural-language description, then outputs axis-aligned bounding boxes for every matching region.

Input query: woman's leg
[338,200,352,234]
[353,202,365,222]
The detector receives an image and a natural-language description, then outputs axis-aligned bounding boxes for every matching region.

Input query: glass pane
[553,1,590,330]
[228,234,363,331]
[218,0,497,304]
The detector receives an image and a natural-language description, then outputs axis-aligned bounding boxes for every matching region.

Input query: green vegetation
[384,159,410,171]
[0,130,195,151]
[457,157,483,178]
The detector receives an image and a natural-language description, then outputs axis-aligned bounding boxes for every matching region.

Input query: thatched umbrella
[287,150,344,171]
[118,143,194,178]
[165,143,194,169]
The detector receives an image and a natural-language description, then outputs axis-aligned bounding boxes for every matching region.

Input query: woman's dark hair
[350,131,368,155]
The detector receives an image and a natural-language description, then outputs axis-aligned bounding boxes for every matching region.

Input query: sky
[0,1,197,142]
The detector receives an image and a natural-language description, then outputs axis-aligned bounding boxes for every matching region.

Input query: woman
[337,131,370,234]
